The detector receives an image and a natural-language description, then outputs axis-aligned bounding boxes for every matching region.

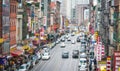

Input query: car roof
[63,51,69,53]
[79,58,87,60]
[73,49,79,51]
[80,53,87,57]
[21,64,27,66]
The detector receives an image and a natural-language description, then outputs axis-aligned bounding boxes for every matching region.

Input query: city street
[1,0,119,71]
[31,35,80,71]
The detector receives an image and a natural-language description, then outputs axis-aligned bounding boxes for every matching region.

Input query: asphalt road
[31,35,80,71]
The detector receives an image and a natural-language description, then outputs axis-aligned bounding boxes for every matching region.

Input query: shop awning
[34,38,39,41]
[32,38,40,45]
[35,33,39,36]
[10,49,23,56]
[40,35,47,40]
[22,45,31,51]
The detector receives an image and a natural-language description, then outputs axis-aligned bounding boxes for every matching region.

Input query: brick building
[0,0,18,55]
[0,0,10,55]
[10,0,17,47]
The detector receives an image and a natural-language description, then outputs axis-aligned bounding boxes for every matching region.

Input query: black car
[61,38,65,42]
[77,37,80,42]
[72,50,79,58]
[62,51,69,58]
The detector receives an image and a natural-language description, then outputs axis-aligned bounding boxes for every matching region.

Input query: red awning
[10,49,23,56]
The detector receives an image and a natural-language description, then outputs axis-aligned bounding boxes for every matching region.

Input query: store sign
[0,38,4,43]
[113,51,120,71]
[101,45,105,57]
[106,56,111,71]
[43,16,47,26]
[96,42,102,61]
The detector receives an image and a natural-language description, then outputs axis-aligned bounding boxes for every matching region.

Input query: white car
[67,37,71,41]
[18,64,29,71]
[61,43,65,47]
[42,53,50,60]
[78,58,88,71]
[71,40,75,44]
[56,40,59,44]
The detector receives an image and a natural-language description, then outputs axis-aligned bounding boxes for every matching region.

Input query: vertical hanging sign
[106,56,111,71]
[113,51,120,71]
[43,16,47,27]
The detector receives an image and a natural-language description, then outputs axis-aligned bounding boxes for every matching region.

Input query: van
[78,58,88,71]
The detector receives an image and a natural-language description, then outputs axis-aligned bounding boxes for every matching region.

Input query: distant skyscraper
[75,0,89,5]
[75,4,89,25]
[61,0,71,20]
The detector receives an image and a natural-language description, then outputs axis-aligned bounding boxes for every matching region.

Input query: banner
[113,51,120,71]
[106,56,111,71]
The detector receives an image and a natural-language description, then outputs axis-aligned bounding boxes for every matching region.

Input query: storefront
[40,35,47,45]
[0,56,6,71]
[32,37,40,46]
[113,51,120,71]
[10,47,24,57]
[97,61,106,71]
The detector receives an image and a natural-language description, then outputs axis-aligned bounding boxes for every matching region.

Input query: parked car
[18,64,30,71]
[72,50,79,58]
[36,51,42,60]
[31,55,38,66]
[42,52,50,60]
[62,51,69,58]
[43,48,50,53]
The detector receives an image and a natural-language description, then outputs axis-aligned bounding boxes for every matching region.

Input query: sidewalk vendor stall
[0,56,7,71]
[32,37,40,46]
[10,47,25,70]
[40,35,47,45]
[10,47,24,57]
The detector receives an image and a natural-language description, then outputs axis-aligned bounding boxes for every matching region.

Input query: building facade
[16,0,23,43]
[50,1,61,33]
[0,0,10,55]
[61,0,71,20]
[75,4,88,25]
[10,0,17,47]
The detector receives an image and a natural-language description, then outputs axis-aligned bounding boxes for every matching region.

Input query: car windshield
[19,66,25,69]
[80,60,87,64]
[81,42,86,44]
[63,51,68,54]
[44,53,49,56]
[73,50,78,53]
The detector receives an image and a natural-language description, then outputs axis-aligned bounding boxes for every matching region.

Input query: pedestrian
[89,63,92,71]
[94,58,97,71]
[94,58,97,65]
